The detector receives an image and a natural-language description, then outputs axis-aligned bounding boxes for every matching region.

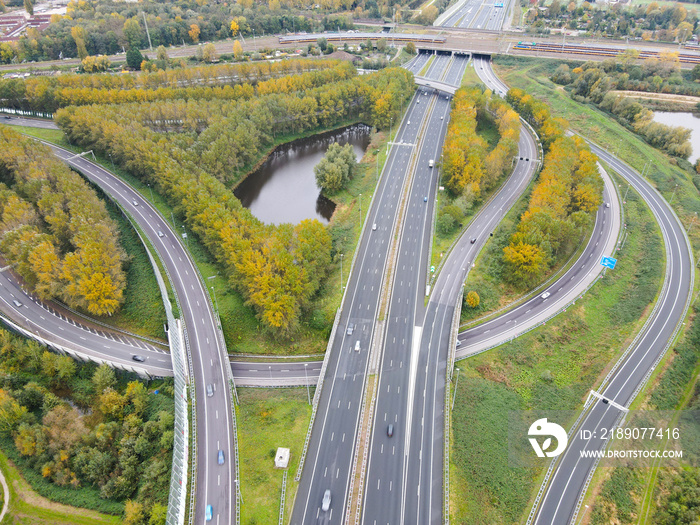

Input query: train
[513,41,700,64]
[278,33,447,45]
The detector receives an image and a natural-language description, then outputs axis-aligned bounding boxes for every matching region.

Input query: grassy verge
[0,448,121,525]
[419,55,436,77]
[450,186,665,523]
[236,388,313,525]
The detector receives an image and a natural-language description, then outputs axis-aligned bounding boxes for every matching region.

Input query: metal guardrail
[295,307,341,482]
[278,470,288,525]
[444,289,463,525]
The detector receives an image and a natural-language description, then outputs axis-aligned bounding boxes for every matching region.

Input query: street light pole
[376,149,379,183]
[359,193,362,223]
[147,182,154,201]
[340,253,344,292]
[451,367,461,410]
[304,363,311,405]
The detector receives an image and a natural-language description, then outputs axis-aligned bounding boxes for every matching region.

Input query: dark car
[470,238,476,244]
[132,355,145,362]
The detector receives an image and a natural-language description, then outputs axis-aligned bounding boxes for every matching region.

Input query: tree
[466,291,480,308]
[92,363,116,394]
[149,503,167,525]
[314,143,357,194]
[230,20,239,37]
[405,42,416,55]
[23,0,33,16]
[202,43,217,63]
[0,389,27,436]
[233,40,243,59]
[188,24,200,44]
[317,37,328,53]
[123,18,143,50]
[156,45,168,62]
[126,48,143,70]
[70,26,88,60]
[124,500,146,525]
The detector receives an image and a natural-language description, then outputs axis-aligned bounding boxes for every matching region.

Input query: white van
[355,341,361,351]
[428,160,434,168]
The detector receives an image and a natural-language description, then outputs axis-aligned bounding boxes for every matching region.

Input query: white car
[540,292,550,299]
[322,490,331,511]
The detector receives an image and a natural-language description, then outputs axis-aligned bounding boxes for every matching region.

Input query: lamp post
[376,149,379,183]
[671,183,679,205]
[359,193,362,223]
[210,286,220,325]
[304,363,311,405]
[147,182,154,201]
[108,152,115,171]
[340,253,344,292]
[451,367,461,410]
[234,479,244,505]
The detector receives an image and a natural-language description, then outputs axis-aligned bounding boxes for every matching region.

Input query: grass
[235,388,313,525]
[0,448,121,525]
[450,185,665,523]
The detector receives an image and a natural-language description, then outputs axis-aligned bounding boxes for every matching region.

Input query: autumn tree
[189,24,200,44]
[233,40,243,59]
[466,291,480,308]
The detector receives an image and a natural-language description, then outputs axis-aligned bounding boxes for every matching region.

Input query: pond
[234,124,372,225]
[653,111,700,164]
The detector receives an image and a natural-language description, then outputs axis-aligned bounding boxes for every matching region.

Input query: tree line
[0,126,128,316]
[0,0,357,65]
[0,58,348,112]
[0,327,172,524]
[551,58,693,158]
[504,88,603,287]
[442,86,521,200]
[56,67,415,335]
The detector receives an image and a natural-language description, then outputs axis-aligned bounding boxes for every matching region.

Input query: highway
[529,145,694,524]
[438,0,511,31]
[360,53,467,525]
[0,134,240,525]
[472,58,694,525]
[290,78,439,524]
[456,57,620,357]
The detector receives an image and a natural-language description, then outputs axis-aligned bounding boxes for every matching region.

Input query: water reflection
[234,124,371,225]
[653,111,700,164]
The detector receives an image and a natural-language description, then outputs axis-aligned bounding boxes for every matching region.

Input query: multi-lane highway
[529,145,694,524]
[290,80,440,525]
[360,52,466,525]
[437,0,511,31]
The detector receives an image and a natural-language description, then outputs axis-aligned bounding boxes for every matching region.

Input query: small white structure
[275,447,290,469]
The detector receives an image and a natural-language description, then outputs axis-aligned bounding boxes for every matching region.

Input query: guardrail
[295,307,341,482]
[444,289,463,525]
[278,470,288,525]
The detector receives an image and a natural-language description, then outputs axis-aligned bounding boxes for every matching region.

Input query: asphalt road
[530,145,694,525]
[456,58,620,357]
[6,138,239,525]
[438,0,511,31]
[360,53,467,525]
[396,63,538,525]
[290,67,448,524]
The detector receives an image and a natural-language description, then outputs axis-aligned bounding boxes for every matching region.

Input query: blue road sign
[600,256,617,270]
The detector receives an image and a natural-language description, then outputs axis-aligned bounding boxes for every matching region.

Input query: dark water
[234,124,371,225]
